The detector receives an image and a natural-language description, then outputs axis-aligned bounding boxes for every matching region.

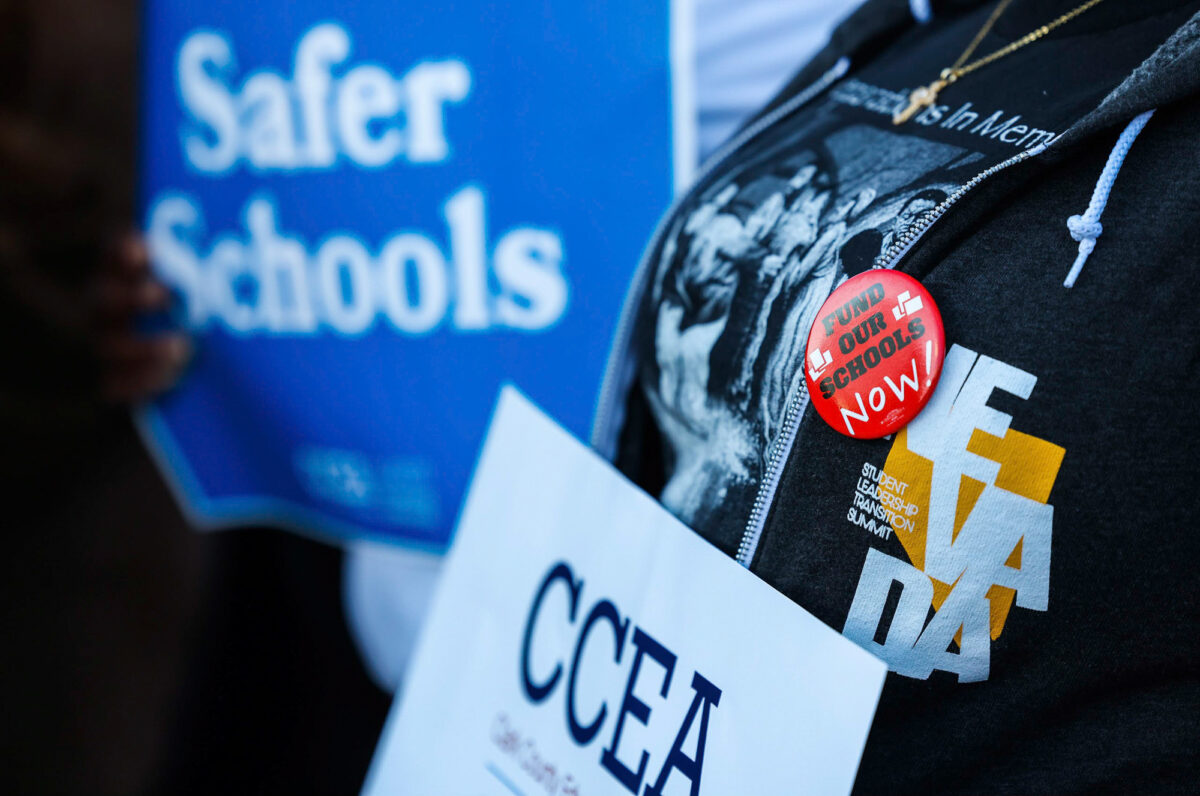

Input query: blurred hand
[90,232,191,403]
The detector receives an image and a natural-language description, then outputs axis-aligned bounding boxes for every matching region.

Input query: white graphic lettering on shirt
[843,344,1064,683]
[830,78,1060,150]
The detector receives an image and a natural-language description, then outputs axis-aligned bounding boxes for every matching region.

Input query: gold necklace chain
[893,0,1106,125]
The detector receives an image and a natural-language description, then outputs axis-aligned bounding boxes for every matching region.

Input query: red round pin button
[804,270,945,438]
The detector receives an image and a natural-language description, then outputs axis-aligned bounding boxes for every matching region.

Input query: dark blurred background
[0,2,390,793]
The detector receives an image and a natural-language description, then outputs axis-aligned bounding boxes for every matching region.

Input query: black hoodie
[594,1,1200,792]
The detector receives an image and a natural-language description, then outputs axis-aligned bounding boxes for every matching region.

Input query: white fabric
[909,0,933,24]
[343,542,441,692]
[694,0,852,157]
[344,0,855,694]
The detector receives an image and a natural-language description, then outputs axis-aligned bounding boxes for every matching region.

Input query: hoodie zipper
[590,57,851,457]
[734,140,1050,568]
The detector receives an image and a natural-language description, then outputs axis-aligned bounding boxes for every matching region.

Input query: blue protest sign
[137,0,692,550]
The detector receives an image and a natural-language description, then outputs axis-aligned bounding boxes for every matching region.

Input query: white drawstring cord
[909,0,932,24]
[1063,109,1155,288]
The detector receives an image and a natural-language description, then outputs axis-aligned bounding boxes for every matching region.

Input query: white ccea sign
[362,387,887,796]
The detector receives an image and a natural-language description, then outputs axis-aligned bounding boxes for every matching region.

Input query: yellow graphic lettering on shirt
[881,425,1064,641]
[843,345,1064,682]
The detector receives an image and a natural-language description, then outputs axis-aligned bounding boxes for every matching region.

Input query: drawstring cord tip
[1061,109,1154,288]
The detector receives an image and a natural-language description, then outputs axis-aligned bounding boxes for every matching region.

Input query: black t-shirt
[633,2,1198,789]
[623,1,1200,792]
[638,0,1196,539]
